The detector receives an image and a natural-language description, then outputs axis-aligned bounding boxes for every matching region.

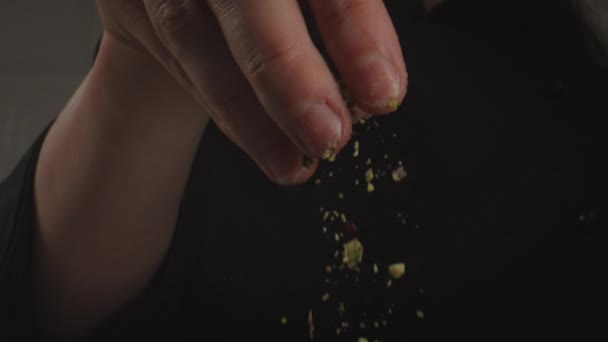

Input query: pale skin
[34,0,608,338]
[33,0,419,338]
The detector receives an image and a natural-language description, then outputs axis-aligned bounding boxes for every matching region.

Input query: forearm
[33,33,209,337]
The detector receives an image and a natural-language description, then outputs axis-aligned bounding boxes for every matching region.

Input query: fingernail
[355,55,401,112]
[296,103,342,157]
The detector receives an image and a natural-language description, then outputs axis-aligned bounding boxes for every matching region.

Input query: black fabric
[1,0,606,340]
[0,124,50,340]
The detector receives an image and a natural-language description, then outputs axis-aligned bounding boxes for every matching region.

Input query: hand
[97,0,407,184]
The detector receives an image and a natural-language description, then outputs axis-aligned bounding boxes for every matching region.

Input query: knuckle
[245,40,301,81]
[151,0,194,43]
[206,0,238,20]
[319,0,370,24]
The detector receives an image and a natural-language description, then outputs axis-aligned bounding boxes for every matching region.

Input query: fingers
[142,0,315,184]
[207,0,352,159]
[309,0,407,114]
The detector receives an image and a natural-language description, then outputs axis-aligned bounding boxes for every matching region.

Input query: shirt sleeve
[0,123,52,339]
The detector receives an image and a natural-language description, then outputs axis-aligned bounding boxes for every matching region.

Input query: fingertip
[270,158,318,186]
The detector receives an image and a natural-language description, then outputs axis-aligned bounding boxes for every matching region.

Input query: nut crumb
[388,263,406,279]
[308,310,315,341]
[342,238,364,270]
[391,166,407,182]
[365,168,374,182]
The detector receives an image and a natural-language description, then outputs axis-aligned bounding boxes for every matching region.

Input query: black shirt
[1,0,606,340]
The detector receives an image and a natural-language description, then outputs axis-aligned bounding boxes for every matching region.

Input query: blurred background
[0,1,102,180]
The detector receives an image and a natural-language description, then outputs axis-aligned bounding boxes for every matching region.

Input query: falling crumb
[366,158,372,165]
[328,153,336,162]
[360,322,366,329]
[314,179,321,186]
[334,233,340,241]
[353,140,360,157]
[323,211,330,221]
[342,238,364,270]
[392,133,397,138]
[325,265,332,273]
[388,263,406,279]
[344,220,357,234]
[338,301,345,314]
[416,310,425,319]
[341,321,349,328]
[322,292,330,302]
[280,316,288,325]
[322,226,327,233]
[328,171,334,177]
[336,328,341,335]
[384,154,388,159]
[387,279,392,288]
[340,213,347,222]
[391,166,407,182]
[308,310,315,341]
[338,192,344,200]
[358,338,369,342]
[366,183,375,193]
[365,168,374,182]
[382,320,387,326]
[373,321,379,328]
[386,99,399,111]
[373,264,379,274]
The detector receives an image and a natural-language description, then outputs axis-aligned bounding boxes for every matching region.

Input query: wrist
[87,32,208,128]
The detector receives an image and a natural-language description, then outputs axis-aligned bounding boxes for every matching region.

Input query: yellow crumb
[388,263,406,279]
[367,183,375,193]
[342,238,364,270]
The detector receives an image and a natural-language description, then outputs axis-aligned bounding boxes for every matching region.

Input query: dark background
[0,1,101,179]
